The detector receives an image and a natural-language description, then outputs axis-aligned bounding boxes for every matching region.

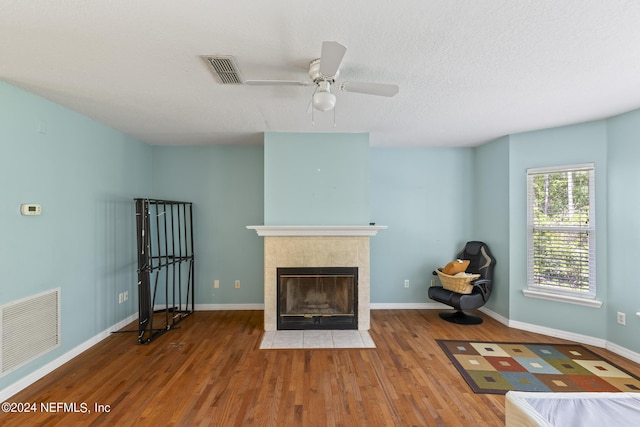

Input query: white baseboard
[195,303,265,310]
[194,302,448,310]
[606,341,640,364]
[152,304,264,311]
[510,318,607,348]
[370,302,448,309]
[0,313,138,402]
[480,307,640,364]
[195,302,446,310]
[479,307,510,326]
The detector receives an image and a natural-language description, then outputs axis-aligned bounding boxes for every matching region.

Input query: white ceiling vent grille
[1,288,60,376]
[202,55,244,84]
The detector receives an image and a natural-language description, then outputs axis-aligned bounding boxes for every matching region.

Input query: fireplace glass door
[277,267,358,330]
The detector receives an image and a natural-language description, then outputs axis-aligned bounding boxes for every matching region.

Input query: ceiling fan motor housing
[309,58,338,82]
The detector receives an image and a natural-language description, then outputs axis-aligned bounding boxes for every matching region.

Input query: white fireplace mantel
[246,225,388,237]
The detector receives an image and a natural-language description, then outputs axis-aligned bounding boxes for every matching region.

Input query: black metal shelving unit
[135,198,195,344]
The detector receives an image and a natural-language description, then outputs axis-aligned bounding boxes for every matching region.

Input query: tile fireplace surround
[247,226,387,331]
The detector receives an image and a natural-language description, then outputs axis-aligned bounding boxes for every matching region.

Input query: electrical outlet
[235,280,241,289]
[617,312,626,325]
[124,291,128,302]
[214,279,220,289]
[404,279,410,288]
[118,293,123,304]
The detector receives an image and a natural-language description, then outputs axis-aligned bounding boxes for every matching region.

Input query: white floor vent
[1,288,60,376]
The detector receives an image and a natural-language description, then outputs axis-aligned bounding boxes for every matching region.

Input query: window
[527,164,595,299]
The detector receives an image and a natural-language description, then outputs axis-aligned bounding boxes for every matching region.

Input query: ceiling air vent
[202,55,244,84]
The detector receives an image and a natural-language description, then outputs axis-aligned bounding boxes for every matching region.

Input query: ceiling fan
[244,41,399,113]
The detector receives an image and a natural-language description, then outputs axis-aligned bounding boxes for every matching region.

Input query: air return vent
[1,288,60,376]
[202,55,244,84]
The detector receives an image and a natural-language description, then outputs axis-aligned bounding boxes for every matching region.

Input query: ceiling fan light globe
[312,91,336,112]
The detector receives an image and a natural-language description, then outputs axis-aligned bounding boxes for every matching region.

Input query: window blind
[527,164,596,297]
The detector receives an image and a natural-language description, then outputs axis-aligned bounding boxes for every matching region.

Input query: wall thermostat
[20,204,42,216]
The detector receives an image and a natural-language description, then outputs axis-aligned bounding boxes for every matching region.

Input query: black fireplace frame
[276,267,358,330]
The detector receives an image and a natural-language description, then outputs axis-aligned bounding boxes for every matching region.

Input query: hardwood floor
[2,310,639,426]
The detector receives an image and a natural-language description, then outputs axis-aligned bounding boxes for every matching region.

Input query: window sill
[522,289,603,308]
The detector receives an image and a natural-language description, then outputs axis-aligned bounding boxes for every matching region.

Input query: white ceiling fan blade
[245,80,310,86]
[319,41,347,77]
[339,81,399,97]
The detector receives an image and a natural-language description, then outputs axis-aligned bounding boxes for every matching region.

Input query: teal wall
[370,148,474,303]
[0,82,151,390]
[508,121,608,339]
[149,144,478,306]
[606,109,640,353]
[150,146,264,304]
[264,132,370,225]
[472,137,510,317]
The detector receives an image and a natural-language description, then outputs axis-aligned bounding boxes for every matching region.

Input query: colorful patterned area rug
[437,340,640,395]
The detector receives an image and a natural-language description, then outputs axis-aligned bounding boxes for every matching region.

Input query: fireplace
[277,267,358,330]
[246,225,387,331]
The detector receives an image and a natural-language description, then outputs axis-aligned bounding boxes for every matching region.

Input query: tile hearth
[259,330,376,349]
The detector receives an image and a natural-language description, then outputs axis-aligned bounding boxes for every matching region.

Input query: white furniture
[505,391,640,427]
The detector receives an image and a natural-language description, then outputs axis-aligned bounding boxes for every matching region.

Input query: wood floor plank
[1,309,639,426]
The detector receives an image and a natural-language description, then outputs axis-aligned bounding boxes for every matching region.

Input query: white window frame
[526,163,597,304]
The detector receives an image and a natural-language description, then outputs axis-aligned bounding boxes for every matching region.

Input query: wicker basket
[435,269,480,294]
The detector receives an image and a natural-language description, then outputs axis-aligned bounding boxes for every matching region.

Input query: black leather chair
[428,241,495,325]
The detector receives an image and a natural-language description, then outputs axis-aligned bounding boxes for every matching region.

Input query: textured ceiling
[2,1,640,147]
